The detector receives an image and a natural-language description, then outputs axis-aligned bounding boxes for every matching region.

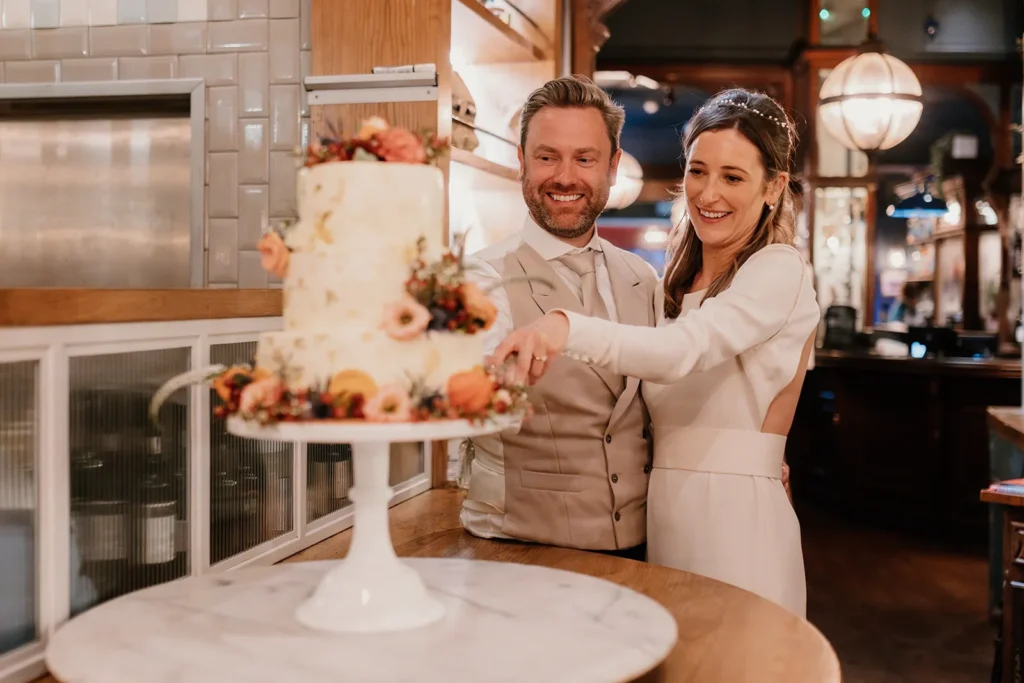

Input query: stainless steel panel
[0,115,192,288]
[0,360,38,655]
[209,342,294,565]
[69,348,190,616]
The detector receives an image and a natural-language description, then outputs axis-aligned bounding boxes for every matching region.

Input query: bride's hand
[489,312,570,385]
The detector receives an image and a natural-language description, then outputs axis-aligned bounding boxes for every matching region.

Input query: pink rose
[363,384,412,422]
[381,295,432,340]
[376,127,428,164]
[238,377,282,415]
[257,232,290,279]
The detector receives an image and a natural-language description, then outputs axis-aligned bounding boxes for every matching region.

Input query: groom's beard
[523,177,608,240]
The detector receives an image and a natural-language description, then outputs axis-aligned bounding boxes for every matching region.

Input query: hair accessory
[720,97,789,130]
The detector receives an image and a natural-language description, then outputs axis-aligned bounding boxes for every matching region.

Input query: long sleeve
[560,245,819,384]
[463,253,515,357]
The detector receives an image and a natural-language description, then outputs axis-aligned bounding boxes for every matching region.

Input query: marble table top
[46,557,678,683]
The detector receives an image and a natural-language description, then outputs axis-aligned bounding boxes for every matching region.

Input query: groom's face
[518,107,620,242]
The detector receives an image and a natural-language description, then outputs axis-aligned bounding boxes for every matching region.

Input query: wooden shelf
[451,146,519,182]
[452,0,548,64]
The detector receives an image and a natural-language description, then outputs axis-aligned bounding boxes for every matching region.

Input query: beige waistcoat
[477,241,657,550]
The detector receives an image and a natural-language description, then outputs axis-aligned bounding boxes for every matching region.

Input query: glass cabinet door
[68,348,191,616]
[0,360,39,655]
[813,186,869,329]
[209,342,294,565]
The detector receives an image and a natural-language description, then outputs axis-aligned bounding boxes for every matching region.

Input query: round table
[291,489,843,683]
[36,489,841,683]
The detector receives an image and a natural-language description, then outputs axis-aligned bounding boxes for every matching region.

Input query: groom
[459,76,658,560]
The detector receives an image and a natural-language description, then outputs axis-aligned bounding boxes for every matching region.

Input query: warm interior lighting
[605,151,643,210]
[818,49,923,153]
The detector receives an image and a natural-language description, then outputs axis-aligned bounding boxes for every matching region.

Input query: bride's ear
[768,171,789,206]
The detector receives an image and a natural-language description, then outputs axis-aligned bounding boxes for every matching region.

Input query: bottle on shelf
[210,445,241,564]
[131,435,178,578]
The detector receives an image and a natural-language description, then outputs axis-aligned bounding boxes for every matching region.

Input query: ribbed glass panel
[68,349,190,616]
[306,443,353,522]
[209,342,293,564]
[0,360,38,654]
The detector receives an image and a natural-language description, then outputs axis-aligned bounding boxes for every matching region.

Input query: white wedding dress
[559,245,820,617]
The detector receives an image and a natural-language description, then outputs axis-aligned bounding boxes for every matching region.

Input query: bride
[489,88,820,618]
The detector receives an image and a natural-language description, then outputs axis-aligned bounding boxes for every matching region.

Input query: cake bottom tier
[255,330,486,393]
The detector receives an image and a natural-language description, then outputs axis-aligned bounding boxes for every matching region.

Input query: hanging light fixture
[818,33,924,154]
[605,151,644,210]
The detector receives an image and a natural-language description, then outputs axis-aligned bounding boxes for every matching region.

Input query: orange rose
[211,365,251,402]
[257,231,290,279]
[376,127,428,164]
[447,366,495,415]
[358,116,390,140]
[460,282,497,330]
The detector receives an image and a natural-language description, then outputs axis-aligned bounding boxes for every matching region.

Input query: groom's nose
[553,160,579,184]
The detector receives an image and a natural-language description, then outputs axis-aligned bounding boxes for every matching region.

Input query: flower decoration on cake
[389,233,497,338]
[257,230,291,279]
[302,117,449,167]
[381,295,432,340]
[150,356,531,429]
[363,384,414,422]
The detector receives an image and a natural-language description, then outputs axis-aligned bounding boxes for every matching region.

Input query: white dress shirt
[457,216,622,539]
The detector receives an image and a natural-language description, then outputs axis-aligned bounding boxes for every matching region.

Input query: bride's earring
[767,201,776,211]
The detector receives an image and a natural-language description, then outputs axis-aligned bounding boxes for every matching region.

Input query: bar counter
[789,348,1021,543]
[35,489,842,683]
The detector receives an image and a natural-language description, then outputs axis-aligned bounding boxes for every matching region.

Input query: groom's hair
[519,75,625,156]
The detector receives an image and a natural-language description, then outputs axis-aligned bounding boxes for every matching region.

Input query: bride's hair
[663,88,802,320]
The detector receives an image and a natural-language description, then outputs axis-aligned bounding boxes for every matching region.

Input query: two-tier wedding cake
[163,117,530,427]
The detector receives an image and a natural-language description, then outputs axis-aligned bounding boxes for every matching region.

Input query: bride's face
[683,128,781,251]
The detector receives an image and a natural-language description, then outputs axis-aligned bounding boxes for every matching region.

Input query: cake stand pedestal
[225,416,520,634]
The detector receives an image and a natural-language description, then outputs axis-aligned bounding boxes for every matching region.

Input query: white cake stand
[225,415,521,635]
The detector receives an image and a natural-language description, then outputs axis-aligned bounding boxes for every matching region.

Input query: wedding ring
[532,355,548,362]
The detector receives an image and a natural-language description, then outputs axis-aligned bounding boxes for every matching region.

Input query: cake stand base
[225,416,520,634]
[294,440,445,633]
[45,558,679,683]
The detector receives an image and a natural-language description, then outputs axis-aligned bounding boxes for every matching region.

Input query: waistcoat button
[643,464,652,474]
[611,474,619,483]
[605,434,612,444]
[614,511,621,521]
[642,427,650,439]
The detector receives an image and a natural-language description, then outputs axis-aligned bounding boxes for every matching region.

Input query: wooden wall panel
[310,0,451,144]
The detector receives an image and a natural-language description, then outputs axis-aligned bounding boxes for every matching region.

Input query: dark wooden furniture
[36,489,843,683]
[786,350,1021,544]
[980,481,1024,683]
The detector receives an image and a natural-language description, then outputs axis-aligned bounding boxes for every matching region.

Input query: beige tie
[557,249,624,394]
[558,249,610,320]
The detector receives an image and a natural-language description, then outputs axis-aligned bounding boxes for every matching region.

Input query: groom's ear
[608,148,622,185]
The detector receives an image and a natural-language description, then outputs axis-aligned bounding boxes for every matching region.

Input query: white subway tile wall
[0,0,311,288]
